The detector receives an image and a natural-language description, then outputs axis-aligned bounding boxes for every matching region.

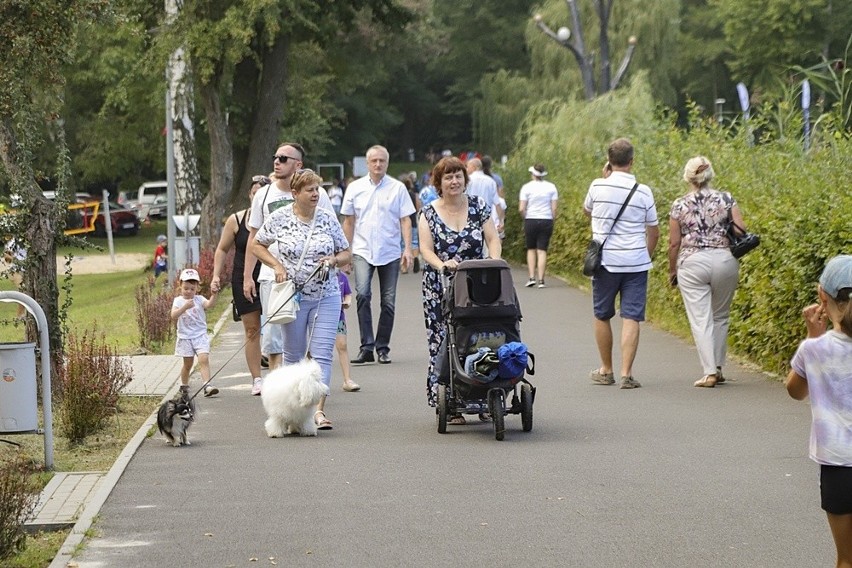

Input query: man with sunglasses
[341,145,416,365]
[244,142,335,372]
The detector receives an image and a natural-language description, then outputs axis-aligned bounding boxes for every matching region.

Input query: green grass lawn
[2,218,173,354]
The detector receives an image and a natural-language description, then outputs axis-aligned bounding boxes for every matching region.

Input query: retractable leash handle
[189,261,332,401]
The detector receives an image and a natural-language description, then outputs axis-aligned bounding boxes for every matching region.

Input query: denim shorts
[592,269,648,321]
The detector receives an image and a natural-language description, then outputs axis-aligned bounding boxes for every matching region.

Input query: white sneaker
[204,385,219,397]
[251,377,263,396]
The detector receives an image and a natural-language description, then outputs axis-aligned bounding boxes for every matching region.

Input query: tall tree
[161,0,412,244]
[710,0,848,91]
[0,0,110,370]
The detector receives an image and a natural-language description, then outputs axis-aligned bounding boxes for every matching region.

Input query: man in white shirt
[465,158,504,237]
[243,142,334,371]
[341,145,415,365]
[583,138,659,390]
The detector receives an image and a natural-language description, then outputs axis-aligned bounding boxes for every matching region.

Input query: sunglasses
[251,175,271,185]
[273,154,301,164]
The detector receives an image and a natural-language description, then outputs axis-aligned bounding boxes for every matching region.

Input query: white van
[120,181,168,219]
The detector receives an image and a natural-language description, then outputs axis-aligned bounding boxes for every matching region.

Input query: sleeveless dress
[421,196,491,406]
[232,210,262,315]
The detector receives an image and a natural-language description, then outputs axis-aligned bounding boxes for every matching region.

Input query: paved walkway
[43,267,835,567]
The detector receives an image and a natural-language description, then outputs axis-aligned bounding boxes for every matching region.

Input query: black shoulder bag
[583,183,639,276]
[727,215,760,259]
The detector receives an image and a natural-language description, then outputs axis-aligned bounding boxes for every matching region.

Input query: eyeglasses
[273,154,301,164]
[251,175,271,185]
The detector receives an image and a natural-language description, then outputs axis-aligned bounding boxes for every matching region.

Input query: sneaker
[590,369,615,385]
[179,384,190,393]
[537,280,546,288]
[251,377,263,396]
[715,367,725,384]
[620,376,642,389]
[260,355,269,369]
[525,278,536,288]
[204,385,219,397]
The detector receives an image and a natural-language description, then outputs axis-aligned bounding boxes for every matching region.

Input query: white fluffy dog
[261,357,330,437]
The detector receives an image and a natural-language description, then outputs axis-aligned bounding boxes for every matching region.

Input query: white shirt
[248,183,335,282]
[583,171,658,273]
[791,330,852,466]
[467,171,501,216]
[172,296,208,339]
[340,174,415,265]
[519,179,558,220]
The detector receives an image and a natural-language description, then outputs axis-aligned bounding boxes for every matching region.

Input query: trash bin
[0,341,38,433]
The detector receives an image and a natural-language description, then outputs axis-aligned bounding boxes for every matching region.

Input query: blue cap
[819,255,852,300]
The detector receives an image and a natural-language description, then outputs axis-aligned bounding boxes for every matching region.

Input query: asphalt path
[73,265,833,567]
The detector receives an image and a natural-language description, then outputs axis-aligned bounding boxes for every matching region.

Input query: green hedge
[502,78,852,377]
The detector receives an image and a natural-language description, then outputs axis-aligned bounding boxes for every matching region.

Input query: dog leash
[187,261,331,402]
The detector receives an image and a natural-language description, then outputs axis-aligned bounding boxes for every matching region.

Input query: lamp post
[714,98,726,123]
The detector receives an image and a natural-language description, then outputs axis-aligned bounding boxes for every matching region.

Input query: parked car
[119,181,168,219]
[41,191,140,237]
[91,200,140,237]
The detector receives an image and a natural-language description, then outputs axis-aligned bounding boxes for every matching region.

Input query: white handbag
[266,280,299,324]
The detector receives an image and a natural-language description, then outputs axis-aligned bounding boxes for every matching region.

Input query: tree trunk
[566,0,596,99]
[198,79,233,247]
[241,34,291,193]
[169,47,204,217]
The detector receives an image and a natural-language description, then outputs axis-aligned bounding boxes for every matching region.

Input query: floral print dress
[422,196,491,406]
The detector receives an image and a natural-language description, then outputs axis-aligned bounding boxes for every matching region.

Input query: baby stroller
[437,259,536,440]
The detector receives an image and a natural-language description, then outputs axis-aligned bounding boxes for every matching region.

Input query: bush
[57,326,133,443]
[135,279,175,351]
[194,245,232,297]
[0,455,39,561]
[504,76,852,376]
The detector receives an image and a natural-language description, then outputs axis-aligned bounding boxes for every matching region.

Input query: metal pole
[165,75,177,287]
[0,292,53,470]
[802,79,811,152]
[102,190,116,264]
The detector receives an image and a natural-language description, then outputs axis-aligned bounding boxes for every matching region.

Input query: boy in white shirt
[171,268,219,397]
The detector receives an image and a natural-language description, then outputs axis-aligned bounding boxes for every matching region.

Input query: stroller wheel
[488,389,505,441]
[521,383,534,432]
[436,384,448,434]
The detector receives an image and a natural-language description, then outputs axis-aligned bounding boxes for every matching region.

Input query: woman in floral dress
[418,156,502,418]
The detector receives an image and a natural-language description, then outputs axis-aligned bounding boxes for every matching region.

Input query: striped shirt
[583,171,658,273]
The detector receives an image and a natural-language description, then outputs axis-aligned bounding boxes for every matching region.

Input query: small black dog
[157,390,196,447]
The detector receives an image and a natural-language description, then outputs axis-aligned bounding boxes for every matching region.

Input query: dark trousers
[352,255,401,354]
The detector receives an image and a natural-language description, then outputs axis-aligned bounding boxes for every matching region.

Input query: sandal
[314,410,333,430]
[694,375,717,388]
[449,415,466,425]
[478,413,492,422]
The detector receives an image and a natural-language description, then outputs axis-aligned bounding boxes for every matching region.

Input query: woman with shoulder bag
[668,156,746,388]
[252,169,351,429]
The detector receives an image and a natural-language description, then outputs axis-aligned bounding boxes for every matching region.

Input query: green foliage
[0,455,39,561]
[57,326,134,443]
[505,75,852,376]
[710,0,846,91]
